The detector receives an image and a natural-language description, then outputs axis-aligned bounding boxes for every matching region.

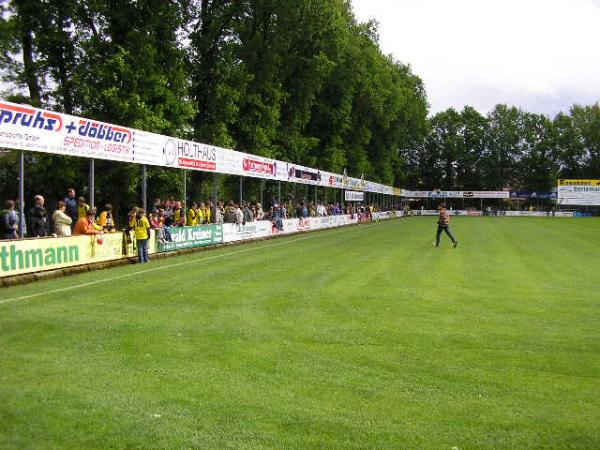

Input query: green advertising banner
[158,225,223,252]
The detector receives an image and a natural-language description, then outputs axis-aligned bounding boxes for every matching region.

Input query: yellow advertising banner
[90,232,125,262]
[558,179,600,186]
[0,235,92,278]
[0,233,129,278]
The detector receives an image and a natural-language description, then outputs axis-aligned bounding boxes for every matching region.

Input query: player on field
[434,203,458,248]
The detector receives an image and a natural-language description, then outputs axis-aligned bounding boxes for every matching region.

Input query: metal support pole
[315,185,318,204]
[278,181,281,204]
[182,170,187,211]
[89,159,95,208]
[260,179,264,207]
[142,164,147,211]
[213,173,218,222]
[18,150,25,238]
[239,176,243,204]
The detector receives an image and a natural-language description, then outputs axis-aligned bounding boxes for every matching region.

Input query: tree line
[0,0,598,212]
[403,104,600,192]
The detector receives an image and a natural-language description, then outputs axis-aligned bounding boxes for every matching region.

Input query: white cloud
[352,0,600,116]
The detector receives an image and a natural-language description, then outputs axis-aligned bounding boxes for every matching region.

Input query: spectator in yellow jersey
[197,202,205,224]
[78,197,90,219]
[187,202,198,226]
[173,201,185,227]
[203,202,212,224]
[129,209,151,263]
[98,204,116,232]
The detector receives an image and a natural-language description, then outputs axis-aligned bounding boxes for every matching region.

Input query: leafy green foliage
[403,103,600,191]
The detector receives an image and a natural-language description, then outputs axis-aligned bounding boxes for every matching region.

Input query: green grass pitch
[1,217,599,449]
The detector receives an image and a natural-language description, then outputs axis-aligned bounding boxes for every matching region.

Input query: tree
[570,103,600,178]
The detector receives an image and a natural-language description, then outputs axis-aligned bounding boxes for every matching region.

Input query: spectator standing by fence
[98,204,115,232]
[64,188,78,228]
[74,208,102,235]
[242,203,254,224]
[255,203,264,220]
[234,204,244,229]
[187,202,198,226]
[203,202,212,224]
[29,195,48,237]
[78,197,90,219]
[173,201,185,227]
[215,202,224,224]
[0,200,18,240]
[197,203,206,224]
[150,209,167,244]
[130,209,151,264]
[52,201,72,236]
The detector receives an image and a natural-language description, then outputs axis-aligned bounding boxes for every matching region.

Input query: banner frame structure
[0,100,400,203]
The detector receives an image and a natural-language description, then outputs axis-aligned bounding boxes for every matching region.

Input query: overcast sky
[352,0,600,117]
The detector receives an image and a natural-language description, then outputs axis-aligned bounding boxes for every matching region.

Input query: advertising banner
[222,221,272,243]
[346,214,359,225]
[91,232,125,262]
[313,216,331,229]
[558,179,600,186]
[502,211,574,217]
[297,218,313,232]
[410,210,440,216]
[345,190,365,202]
[402,190,509,199]
[280,219,299,234]
[0,100,398,195]
[374,212,394,220]
[557,179,600,205]
[158,225,223,252]
[0,235,109,278]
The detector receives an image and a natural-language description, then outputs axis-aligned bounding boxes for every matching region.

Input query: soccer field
[1,217,599,449]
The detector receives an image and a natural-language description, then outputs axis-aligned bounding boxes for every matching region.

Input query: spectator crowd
[1,188,391,243]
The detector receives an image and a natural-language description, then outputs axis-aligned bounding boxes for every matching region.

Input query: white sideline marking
[0,223,379,306]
